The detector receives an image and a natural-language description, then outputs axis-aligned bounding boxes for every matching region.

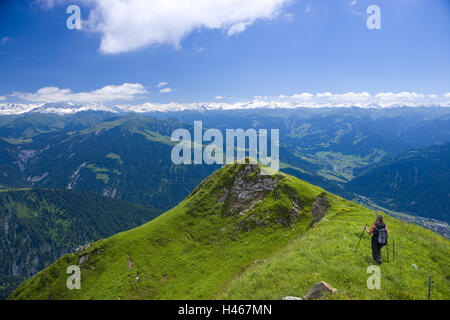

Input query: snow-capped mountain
[0,103,42,115]
[29,102,118,114]
[0,100,448,115]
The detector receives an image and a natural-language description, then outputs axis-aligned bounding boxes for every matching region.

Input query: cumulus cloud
[292,92,314,99]
[4,85,449,108]
[14,83,148,103]
[273,91,447,108]
[78,0,290,54]
[160,87,176,94]
[375,91,425,101]
[116,92,447,113]
[329,92,371,101]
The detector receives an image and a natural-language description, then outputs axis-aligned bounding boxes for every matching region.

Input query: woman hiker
[365,215,388,264]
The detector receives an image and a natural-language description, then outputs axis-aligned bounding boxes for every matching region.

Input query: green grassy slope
[221,204,449,300]
[9,164,449,300]
[0,189,161,299]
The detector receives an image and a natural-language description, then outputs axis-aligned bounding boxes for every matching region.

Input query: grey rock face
[312,192,329,222]
[222,164,281,217]
[79,255,89,265]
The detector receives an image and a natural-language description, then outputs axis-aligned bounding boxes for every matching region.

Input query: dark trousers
[371,236,382,262]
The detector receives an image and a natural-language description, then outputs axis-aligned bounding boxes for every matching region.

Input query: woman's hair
[375,215,384,224]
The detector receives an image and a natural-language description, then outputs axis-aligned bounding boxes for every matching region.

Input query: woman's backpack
[375,223,388,246]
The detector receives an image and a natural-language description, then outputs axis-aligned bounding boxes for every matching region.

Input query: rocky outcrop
[312,192,329,222]
[303,281,337,300]
[220,164,281,217]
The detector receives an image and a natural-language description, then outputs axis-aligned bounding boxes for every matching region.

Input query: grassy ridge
[221,200,449,300]
[8,164,450,300]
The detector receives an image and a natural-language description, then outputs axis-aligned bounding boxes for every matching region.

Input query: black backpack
[375,223,388,246]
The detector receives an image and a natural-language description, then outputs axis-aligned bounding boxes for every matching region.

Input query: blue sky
[0,0,449,107]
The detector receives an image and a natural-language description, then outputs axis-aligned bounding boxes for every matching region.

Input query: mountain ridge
[9,164,449,300]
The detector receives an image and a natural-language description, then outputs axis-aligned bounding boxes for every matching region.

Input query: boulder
[282,296,302,300]
[312,193,329,222]
[303,281,337,300]
[79,254,89,265]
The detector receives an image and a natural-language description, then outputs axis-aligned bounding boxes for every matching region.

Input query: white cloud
[329,92,371,101]
[157,82,168,88]
[116,92,448,112]
[4,86,448,109]
[1,37,10,44]
[316,92,333,98]
[292,92,314,99]
[375,92,425,101]
[80,0,290,54]
[273,91,447,108]
[160,87,176,94]
[350,1,357,6]
[14,83,148,103]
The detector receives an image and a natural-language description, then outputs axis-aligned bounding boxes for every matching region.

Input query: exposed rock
[27,172,49,184]
[79,255,89,265]
[312,192,329,222]
[67,162,87,190]
[282,296,302,300]
[303,281,337,300]
[224,165,281,216]
[279,196,303,227]
[74,242,91,253]
[15,149,38,171]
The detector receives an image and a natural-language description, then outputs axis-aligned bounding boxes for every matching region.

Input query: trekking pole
[393,239,395,261]
[387,242,390,262]
[428,274,433,300]
[355,224,367,253]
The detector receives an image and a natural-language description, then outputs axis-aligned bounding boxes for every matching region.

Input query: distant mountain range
[1,102,449,115]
